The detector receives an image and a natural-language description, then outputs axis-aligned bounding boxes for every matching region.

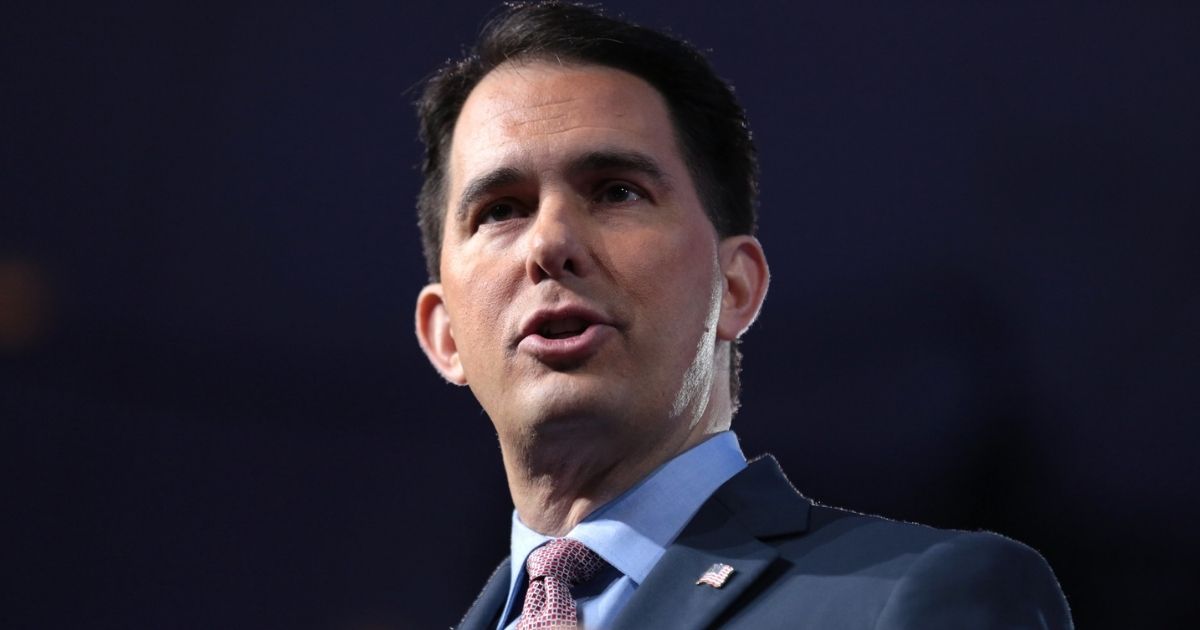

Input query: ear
[716,235,770,341]
[415,283,467,385]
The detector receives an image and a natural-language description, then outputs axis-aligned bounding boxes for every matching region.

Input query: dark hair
[415,1,759,409]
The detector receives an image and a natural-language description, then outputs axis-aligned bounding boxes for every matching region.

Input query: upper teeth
[541,317,587,337]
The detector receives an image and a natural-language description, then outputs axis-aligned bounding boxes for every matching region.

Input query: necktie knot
[517,538,606,629]
[525,537,605,585]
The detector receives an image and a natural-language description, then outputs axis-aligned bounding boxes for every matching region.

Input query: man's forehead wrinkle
[505,112,575,138]
[479,96,579,128]
[514,123,634,139]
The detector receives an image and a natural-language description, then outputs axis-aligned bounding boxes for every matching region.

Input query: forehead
[447,61,685,192]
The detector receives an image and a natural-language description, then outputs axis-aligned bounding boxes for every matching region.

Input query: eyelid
[470,178,651,231]
[593,179,651,203]
[472,197,528,230]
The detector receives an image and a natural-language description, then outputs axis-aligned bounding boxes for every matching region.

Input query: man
[413,2,1072,628]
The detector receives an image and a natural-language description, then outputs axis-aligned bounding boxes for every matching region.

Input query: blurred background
[4,1,1197,628]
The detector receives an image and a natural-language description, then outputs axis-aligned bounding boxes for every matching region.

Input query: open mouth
[538,317,590,339]
[517,307,613,362]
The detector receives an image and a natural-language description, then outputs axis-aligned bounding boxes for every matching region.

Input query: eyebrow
[455,166,524,222]
[454,149,672,222]
[565,150,671,190]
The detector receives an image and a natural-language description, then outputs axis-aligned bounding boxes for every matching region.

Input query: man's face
[417,61,747,453]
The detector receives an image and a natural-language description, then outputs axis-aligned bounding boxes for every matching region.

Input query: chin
[516,377,629,432]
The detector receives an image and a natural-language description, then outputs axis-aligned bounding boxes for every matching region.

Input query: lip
[516,305,617,366]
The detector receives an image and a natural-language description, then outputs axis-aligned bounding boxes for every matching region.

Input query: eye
[478,201,524,226]
[595,183,645,205]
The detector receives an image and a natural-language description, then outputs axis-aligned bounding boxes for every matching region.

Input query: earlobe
[716,236,770,341]
[415,283,467,385]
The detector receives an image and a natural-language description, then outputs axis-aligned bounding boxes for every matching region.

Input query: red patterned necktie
[516,538,607,630]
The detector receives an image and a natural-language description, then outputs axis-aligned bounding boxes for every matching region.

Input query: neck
[501,388,731,537]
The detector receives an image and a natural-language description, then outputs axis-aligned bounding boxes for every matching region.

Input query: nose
[526,194,588,282]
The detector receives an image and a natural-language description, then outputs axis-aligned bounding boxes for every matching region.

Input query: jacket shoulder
[873,528,1074,630]
[768,504,1073,629]
[710,459,1072,628]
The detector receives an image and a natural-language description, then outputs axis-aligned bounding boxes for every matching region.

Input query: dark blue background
[4,2,1197,628]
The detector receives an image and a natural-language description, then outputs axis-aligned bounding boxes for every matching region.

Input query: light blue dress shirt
[499,431,748,630]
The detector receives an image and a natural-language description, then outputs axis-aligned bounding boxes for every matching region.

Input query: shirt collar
[507,431,747,593]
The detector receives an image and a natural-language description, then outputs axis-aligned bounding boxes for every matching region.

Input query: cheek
[443,268,519,361]
[615,225,720,327]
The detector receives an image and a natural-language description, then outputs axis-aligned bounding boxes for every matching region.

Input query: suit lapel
[609,456,811,629]
[609,500,778,630]
[455,558,511,630]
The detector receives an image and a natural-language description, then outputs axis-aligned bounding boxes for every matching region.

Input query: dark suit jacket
[457,456,1073,629]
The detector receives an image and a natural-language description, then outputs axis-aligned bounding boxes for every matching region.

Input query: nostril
[526,213,585,281]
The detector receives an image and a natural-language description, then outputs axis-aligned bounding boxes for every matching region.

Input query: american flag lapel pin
[696,562,735,588]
